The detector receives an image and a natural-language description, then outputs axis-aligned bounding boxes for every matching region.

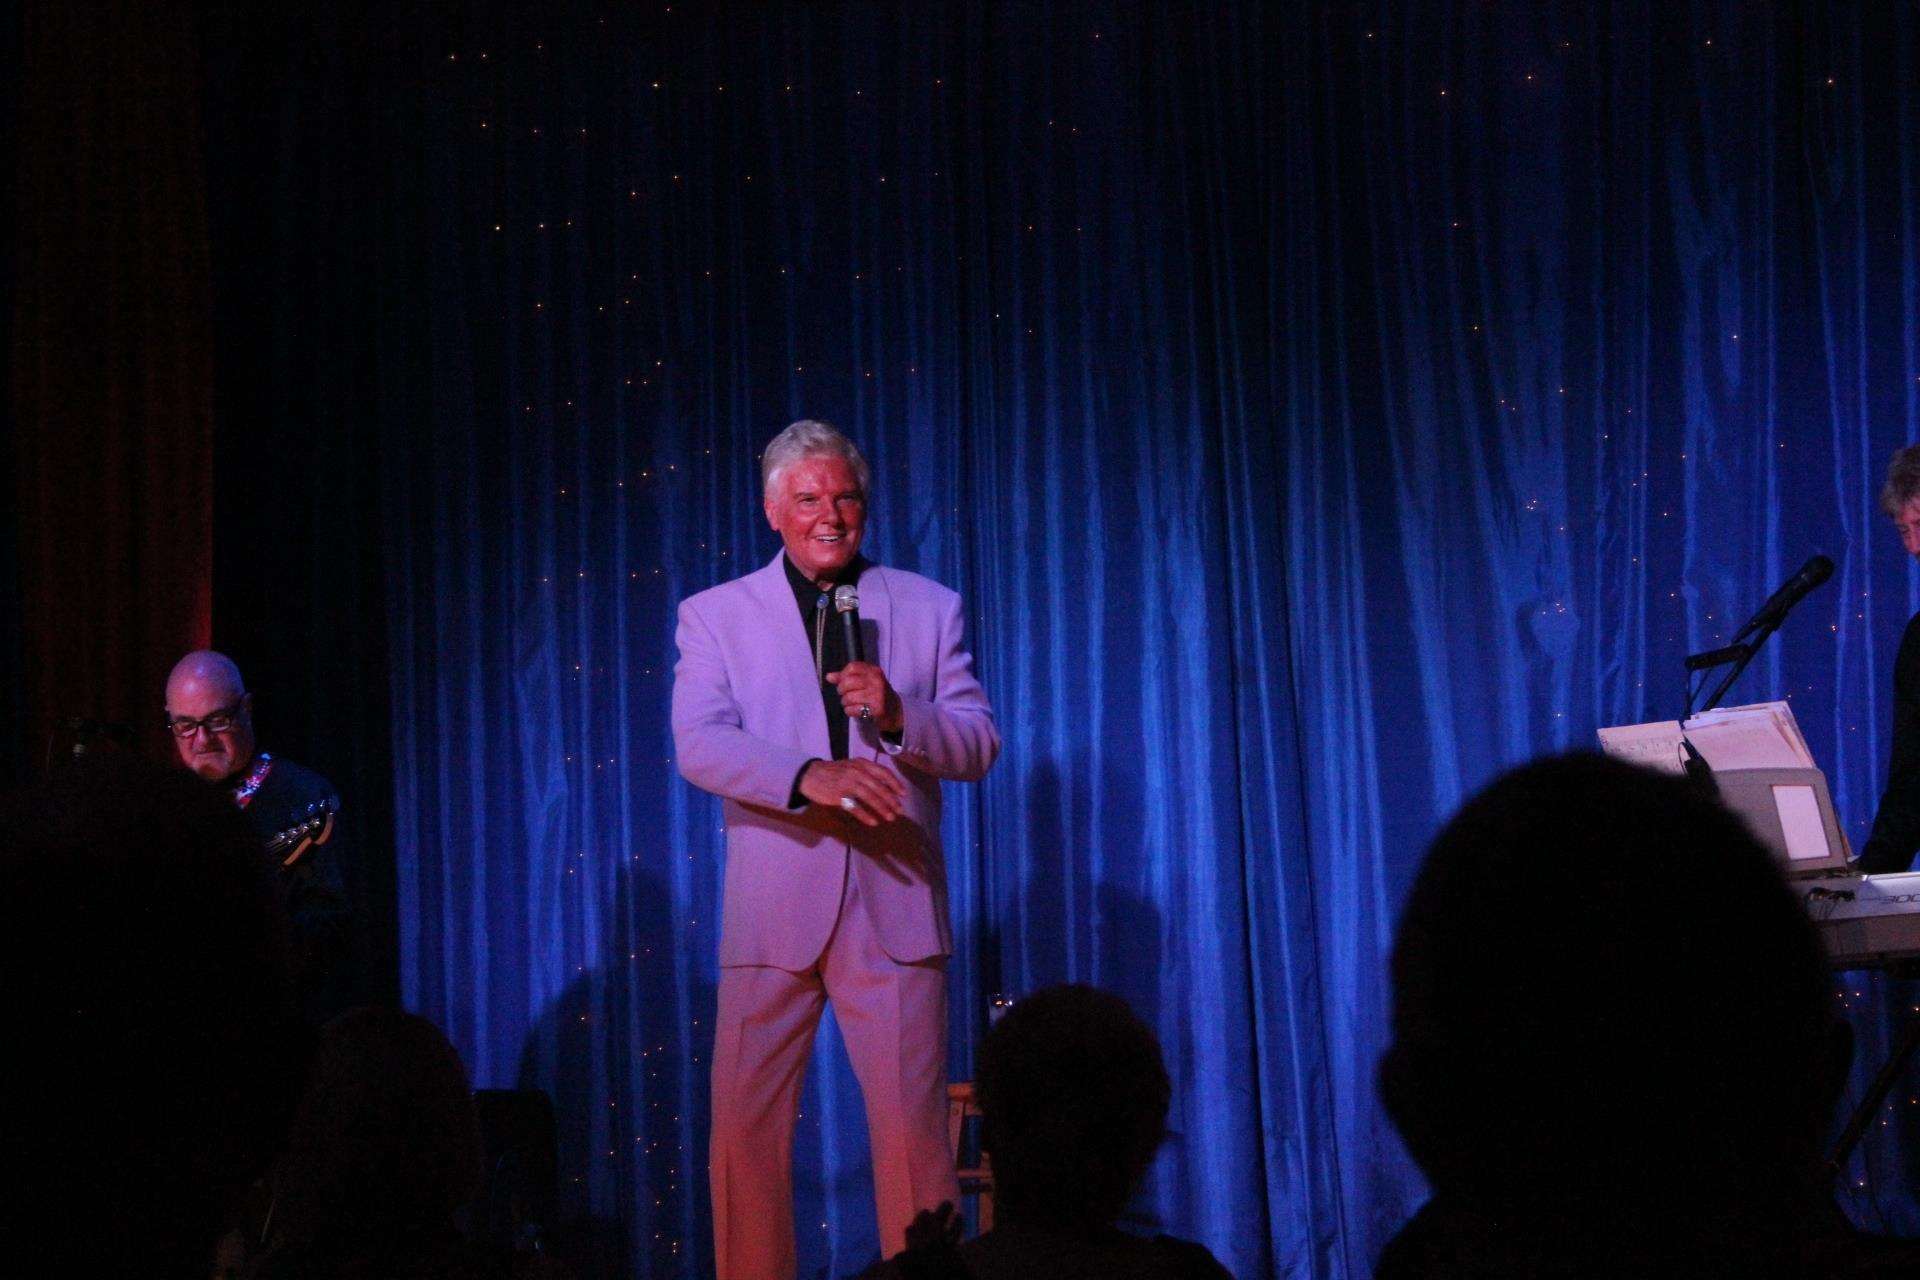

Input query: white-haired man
[672,420,999,1277]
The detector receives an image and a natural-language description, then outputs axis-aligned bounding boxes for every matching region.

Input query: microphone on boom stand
[1728,555,1834,647]
[1683,554,1835,724]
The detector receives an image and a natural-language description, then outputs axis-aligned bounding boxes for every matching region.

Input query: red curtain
[11,2,215,770]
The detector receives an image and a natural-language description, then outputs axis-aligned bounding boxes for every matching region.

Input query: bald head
[165,651,256,782]
[168,651,246,706]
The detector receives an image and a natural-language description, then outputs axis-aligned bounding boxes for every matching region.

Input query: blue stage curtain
[379,3,1920,1275]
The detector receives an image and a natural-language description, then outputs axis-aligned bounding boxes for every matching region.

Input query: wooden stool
[946,1082,994,1230]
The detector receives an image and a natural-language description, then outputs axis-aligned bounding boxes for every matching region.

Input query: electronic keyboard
[1803,871,1920,971]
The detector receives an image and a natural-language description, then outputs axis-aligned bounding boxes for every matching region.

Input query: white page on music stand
[1685,701,1813,766]
[1771,705,1814,766]
[1682,716,1804,771]
[1596,720,1686,774]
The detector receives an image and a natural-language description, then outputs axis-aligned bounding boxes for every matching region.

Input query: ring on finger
[858,703,873,720]
[839,795,860,813]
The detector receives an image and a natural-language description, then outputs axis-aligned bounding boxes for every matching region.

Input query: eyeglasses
[166,701,247,738]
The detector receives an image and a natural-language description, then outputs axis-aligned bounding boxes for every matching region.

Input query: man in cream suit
[672,420,999,1278]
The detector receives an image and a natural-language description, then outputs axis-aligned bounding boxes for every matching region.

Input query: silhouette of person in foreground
[858,983,1234,1280]
[1,753,305,1277]
[244,1006,507,1280]
[1376,753,1863,1279]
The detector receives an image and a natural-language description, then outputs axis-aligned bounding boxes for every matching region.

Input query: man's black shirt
[223,754,347,897]
[1863,611,1920,872]
[783,551,870,765]
[221,753,367,1021]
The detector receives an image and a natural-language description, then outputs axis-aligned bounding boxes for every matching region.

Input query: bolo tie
[813,591,830,686]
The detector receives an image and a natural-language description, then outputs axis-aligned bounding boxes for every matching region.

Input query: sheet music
[1682,700,1813,770]
[1595,719,1687,774]
[1598,700,1814,775]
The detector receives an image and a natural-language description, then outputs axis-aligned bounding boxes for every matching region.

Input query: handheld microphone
[1730,555,1833,643]
[833,584,865,664]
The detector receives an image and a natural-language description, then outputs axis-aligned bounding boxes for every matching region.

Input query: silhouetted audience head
[1379,753,1847,1272]
[250,1006,492,1279]
[857,984,1233,1280]
[1,752,302,1276]
[976,983,1171,1231]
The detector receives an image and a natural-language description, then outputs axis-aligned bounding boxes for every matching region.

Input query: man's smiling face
[766,453,867,582]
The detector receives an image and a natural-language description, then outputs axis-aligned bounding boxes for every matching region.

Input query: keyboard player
[1860,445,1920,874]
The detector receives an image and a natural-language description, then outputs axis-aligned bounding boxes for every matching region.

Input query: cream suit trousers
[709,866,959,1279]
